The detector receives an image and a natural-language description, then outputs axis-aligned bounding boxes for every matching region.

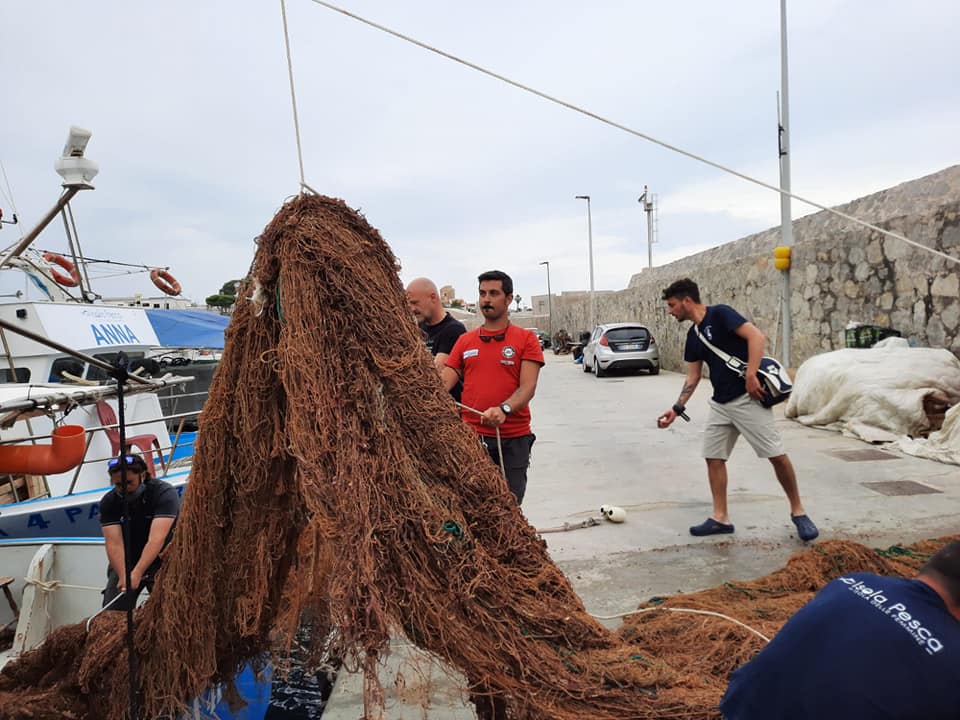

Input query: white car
[582,323,660,378]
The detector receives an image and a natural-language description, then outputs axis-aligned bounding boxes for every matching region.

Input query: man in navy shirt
[721,540,960,719]
[656,278,817,541]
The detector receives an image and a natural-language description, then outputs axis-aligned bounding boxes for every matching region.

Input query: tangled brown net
[617,535,959,702]
[0,193,956,720]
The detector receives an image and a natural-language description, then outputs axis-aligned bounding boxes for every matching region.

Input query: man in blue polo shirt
[721,541,960,719]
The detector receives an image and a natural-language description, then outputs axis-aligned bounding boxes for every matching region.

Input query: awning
[145,309,229,350]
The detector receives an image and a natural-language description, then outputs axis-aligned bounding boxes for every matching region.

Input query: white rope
[306,0,960,268]
[455,400,507,481]
[23,577,102,592]
[592,606,770,643]
[280,0,307,188]
[0,158,24,239]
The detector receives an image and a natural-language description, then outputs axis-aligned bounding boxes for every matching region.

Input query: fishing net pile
[1,193,956,719]
[618,535,959,699]
[0,194,702,719]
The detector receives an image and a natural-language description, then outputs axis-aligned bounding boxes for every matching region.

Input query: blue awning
[145,309,229,349]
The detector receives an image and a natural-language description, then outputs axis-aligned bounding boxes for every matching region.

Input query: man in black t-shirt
[99,454,180,611]
[406,277,467,401]
[656,278,817,542]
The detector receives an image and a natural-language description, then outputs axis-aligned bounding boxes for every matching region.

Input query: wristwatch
[499,402,512,415]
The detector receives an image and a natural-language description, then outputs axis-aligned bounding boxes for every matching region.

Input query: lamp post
[539,260,553,340]
[574,195,596,330]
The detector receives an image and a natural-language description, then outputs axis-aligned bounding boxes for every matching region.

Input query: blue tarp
[145,309,229,349]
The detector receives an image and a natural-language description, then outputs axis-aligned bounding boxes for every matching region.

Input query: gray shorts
[702,394,785,460]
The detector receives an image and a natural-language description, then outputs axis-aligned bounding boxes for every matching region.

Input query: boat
[0,127,229,541]
[0,538,283,718]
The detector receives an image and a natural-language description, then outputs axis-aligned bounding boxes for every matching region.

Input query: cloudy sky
[1,1,957,307]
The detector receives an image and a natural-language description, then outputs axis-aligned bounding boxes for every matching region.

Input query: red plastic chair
[96,401,166,476]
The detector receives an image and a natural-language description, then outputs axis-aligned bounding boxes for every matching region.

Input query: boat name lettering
[91,323,141,346]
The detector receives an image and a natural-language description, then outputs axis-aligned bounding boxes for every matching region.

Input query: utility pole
[539,260,553,340]
[778,0,793,367]
[639,186,654,269]
[575,195,596,329]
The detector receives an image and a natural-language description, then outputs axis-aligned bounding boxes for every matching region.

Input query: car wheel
[649,366,660,375]
[583,358,591,373]
[595,364,606,378]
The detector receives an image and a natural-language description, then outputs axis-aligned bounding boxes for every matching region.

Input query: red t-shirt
[446,324,545,438]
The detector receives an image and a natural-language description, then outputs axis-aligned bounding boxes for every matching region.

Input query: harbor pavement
[324,351,960,718]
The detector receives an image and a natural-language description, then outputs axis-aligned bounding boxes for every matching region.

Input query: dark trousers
[102,567,153,612]
[481,433,535,504]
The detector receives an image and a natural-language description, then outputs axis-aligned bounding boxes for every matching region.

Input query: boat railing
[0,406,204,500]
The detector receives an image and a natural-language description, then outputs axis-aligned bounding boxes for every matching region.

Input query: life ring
[150,268,182,296]
[41,252,81,287]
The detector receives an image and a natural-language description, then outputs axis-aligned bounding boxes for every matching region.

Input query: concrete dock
[324,351,960,717]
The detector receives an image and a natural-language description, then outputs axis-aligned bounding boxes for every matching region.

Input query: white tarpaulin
[785,338,960,460]
[896,403,960,465]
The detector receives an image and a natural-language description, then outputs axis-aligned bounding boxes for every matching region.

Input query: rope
[280,0,306,187]
[455,401,507,480]
[23,577,102,592]
[306,0,960,268]
[592,606,771,643]
[0,159,23,239]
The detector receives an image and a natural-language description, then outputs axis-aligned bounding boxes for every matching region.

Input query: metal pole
[540,261,553,340]
[575,195,595,329]
[642,185,655,269]
[113,353,139,720]
[779,0,793,368]
[0,188,81,268]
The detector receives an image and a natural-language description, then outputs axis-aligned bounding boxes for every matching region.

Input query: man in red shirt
[442,270,544,504]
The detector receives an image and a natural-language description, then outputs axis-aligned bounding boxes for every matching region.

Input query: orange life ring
[42,252,81,287]
[150,268,182,296]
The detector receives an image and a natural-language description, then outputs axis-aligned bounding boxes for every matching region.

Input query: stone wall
[532,165,960,371]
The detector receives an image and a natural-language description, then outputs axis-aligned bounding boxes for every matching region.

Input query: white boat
[0,127,228,541]
[0,538,280,718]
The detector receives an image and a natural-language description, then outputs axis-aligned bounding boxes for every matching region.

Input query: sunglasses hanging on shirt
[478,331,506,342]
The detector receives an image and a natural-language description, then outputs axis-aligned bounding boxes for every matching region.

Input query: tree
[450,299,463,308]
[220,279,241,296]
[206,294,236,314]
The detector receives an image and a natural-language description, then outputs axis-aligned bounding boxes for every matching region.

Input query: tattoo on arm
[677,380,698,406]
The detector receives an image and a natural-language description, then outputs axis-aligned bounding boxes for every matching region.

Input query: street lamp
[539,260,553,340]
[575,195,596,330]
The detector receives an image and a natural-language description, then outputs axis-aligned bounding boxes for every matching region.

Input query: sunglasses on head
[478,332,506,343]
[108,456,144,471]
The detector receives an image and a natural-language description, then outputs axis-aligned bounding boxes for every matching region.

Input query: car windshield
[605,327,649,342]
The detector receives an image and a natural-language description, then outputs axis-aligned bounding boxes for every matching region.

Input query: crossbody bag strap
[693,324,747,372]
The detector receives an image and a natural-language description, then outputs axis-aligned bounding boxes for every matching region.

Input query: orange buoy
[150,268,182,296]
[42,252,81,287]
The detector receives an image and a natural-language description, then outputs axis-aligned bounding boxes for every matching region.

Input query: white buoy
[599,505,626,523]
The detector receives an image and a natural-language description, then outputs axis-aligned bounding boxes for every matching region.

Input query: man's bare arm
[440,365,460,392]
[433,352,451,373]
[677,361,703,407]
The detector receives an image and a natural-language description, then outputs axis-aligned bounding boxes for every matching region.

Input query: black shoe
[792,514,819,542]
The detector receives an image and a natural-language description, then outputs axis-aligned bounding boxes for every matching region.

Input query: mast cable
[306,0,959,267]
[280,0,307,189]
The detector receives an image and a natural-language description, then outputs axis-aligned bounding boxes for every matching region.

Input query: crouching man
[100,454,180,611]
